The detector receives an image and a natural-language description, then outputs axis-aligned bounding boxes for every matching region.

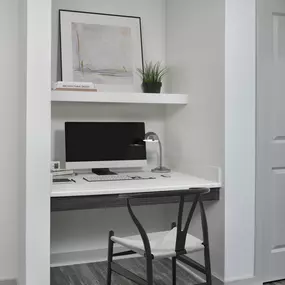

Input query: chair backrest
[174,191,201,254]
[120,188,210,257]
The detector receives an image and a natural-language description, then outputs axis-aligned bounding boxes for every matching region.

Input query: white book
[52,81,95,89]
[52,169,74,176]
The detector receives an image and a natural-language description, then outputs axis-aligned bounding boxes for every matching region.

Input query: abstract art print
[72,23,133,85]
[60,10,144,92]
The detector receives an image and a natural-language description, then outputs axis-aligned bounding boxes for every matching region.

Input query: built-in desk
[51,172,221,212]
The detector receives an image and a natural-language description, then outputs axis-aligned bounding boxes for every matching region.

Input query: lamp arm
[158,139,163,168]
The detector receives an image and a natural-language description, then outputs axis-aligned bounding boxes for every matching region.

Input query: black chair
[106,188,212,285]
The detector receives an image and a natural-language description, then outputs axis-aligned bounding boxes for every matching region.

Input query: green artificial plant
[137,61,168,83]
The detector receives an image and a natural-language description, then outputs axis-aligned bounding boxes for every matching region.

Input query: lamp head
[144,132,160,142]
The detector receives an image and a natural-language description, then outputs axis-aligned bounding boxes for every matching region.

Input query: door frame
[255,0,270,281]
[255,0,265,280]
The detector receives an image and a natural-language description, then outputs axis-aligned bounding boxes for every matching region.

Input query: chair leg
[204,243,212,285]
[107,231,114,285]
[199,198,212,285]
[146,256,153,285]
[172,257,176,285]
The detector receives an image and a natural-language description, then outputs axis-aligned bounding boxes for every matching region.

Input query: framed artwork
[59,10,144,92]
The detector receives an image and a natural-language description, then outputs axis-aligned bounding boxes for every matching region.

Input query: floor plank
[51,259,285,285]
[51,258,198,285]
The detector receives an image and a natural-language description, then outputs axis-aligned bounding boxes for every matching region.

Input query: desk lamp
[144,132,171,173]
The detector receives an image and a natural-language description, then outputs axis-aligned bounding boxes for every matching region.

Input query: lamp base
[151,166,171,174]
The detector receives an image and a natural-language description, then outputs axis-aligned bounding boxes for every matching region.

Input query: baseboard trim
[176,260,224,285]
[51,246,140,267]
[0,279,17,285]
[225,277,262,285]
[51,248,107,267]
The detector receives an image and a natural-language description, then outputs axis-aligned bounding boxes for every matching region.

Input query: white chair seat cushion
[111,227,204,258]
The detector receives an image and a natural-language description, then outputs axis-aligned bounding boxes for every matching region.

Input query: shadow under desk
[51,172,221,212]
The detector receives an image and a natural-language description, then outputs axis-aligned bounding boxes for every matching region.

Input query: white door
[257,0,285,282]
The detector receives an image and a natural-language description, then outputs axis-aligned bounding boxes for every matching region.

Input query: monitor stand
[92,168,117,176]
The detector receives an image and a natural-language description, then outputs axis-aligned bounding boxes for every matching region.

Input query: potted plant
[137,61,168,93]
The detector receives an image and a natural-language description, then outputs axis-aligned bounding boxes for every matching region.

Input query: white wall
[0,0,19,280]
[51,0,169,259]
[165,0,225,280]
[51,205,169,255]
[224,0,256,282]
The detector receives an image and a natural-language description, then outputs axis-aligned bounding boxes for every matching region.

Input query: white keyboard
[84,175,133,182]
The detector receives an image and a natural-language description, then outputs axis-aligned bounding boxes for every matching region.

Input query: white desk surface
[51,171,221,198]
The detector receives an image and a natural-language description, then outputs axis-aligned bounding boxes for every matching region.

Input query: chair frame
[106,188,212,285]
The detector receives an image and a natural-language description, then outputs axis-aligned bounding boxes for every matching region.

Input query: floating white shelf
[51,91,188,105]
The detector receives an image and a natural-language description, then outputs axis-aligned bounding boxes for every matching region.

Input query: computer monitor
[65,122,147,170]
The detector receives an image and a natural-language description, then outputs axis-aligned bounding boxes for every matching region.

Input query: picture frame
[59,10,144,92]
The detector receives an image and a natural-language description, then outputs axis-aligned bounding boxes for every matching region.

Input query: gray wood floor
[51,258,285,285]
[51,258,198,285]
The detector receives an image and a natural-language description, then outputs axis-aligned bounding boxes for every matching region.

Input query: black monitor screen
[65,122,146,162]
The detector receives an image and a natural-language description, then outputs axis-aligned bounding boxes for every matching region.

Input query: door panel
[271,142,285,167]
[272,14,285,137]
[272,170,285,248]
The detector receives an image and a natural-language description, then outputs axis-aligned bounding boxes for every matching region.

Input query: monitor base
[92,168,117,175]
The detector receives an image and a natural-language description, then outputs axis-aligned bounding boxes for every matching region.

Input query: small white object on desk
[50,161,60,171]
[51,171,221,198]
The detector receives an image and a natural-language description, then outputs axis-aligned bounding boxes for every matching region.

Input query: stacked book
[52,81,97,92]
[52,169,74,177]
